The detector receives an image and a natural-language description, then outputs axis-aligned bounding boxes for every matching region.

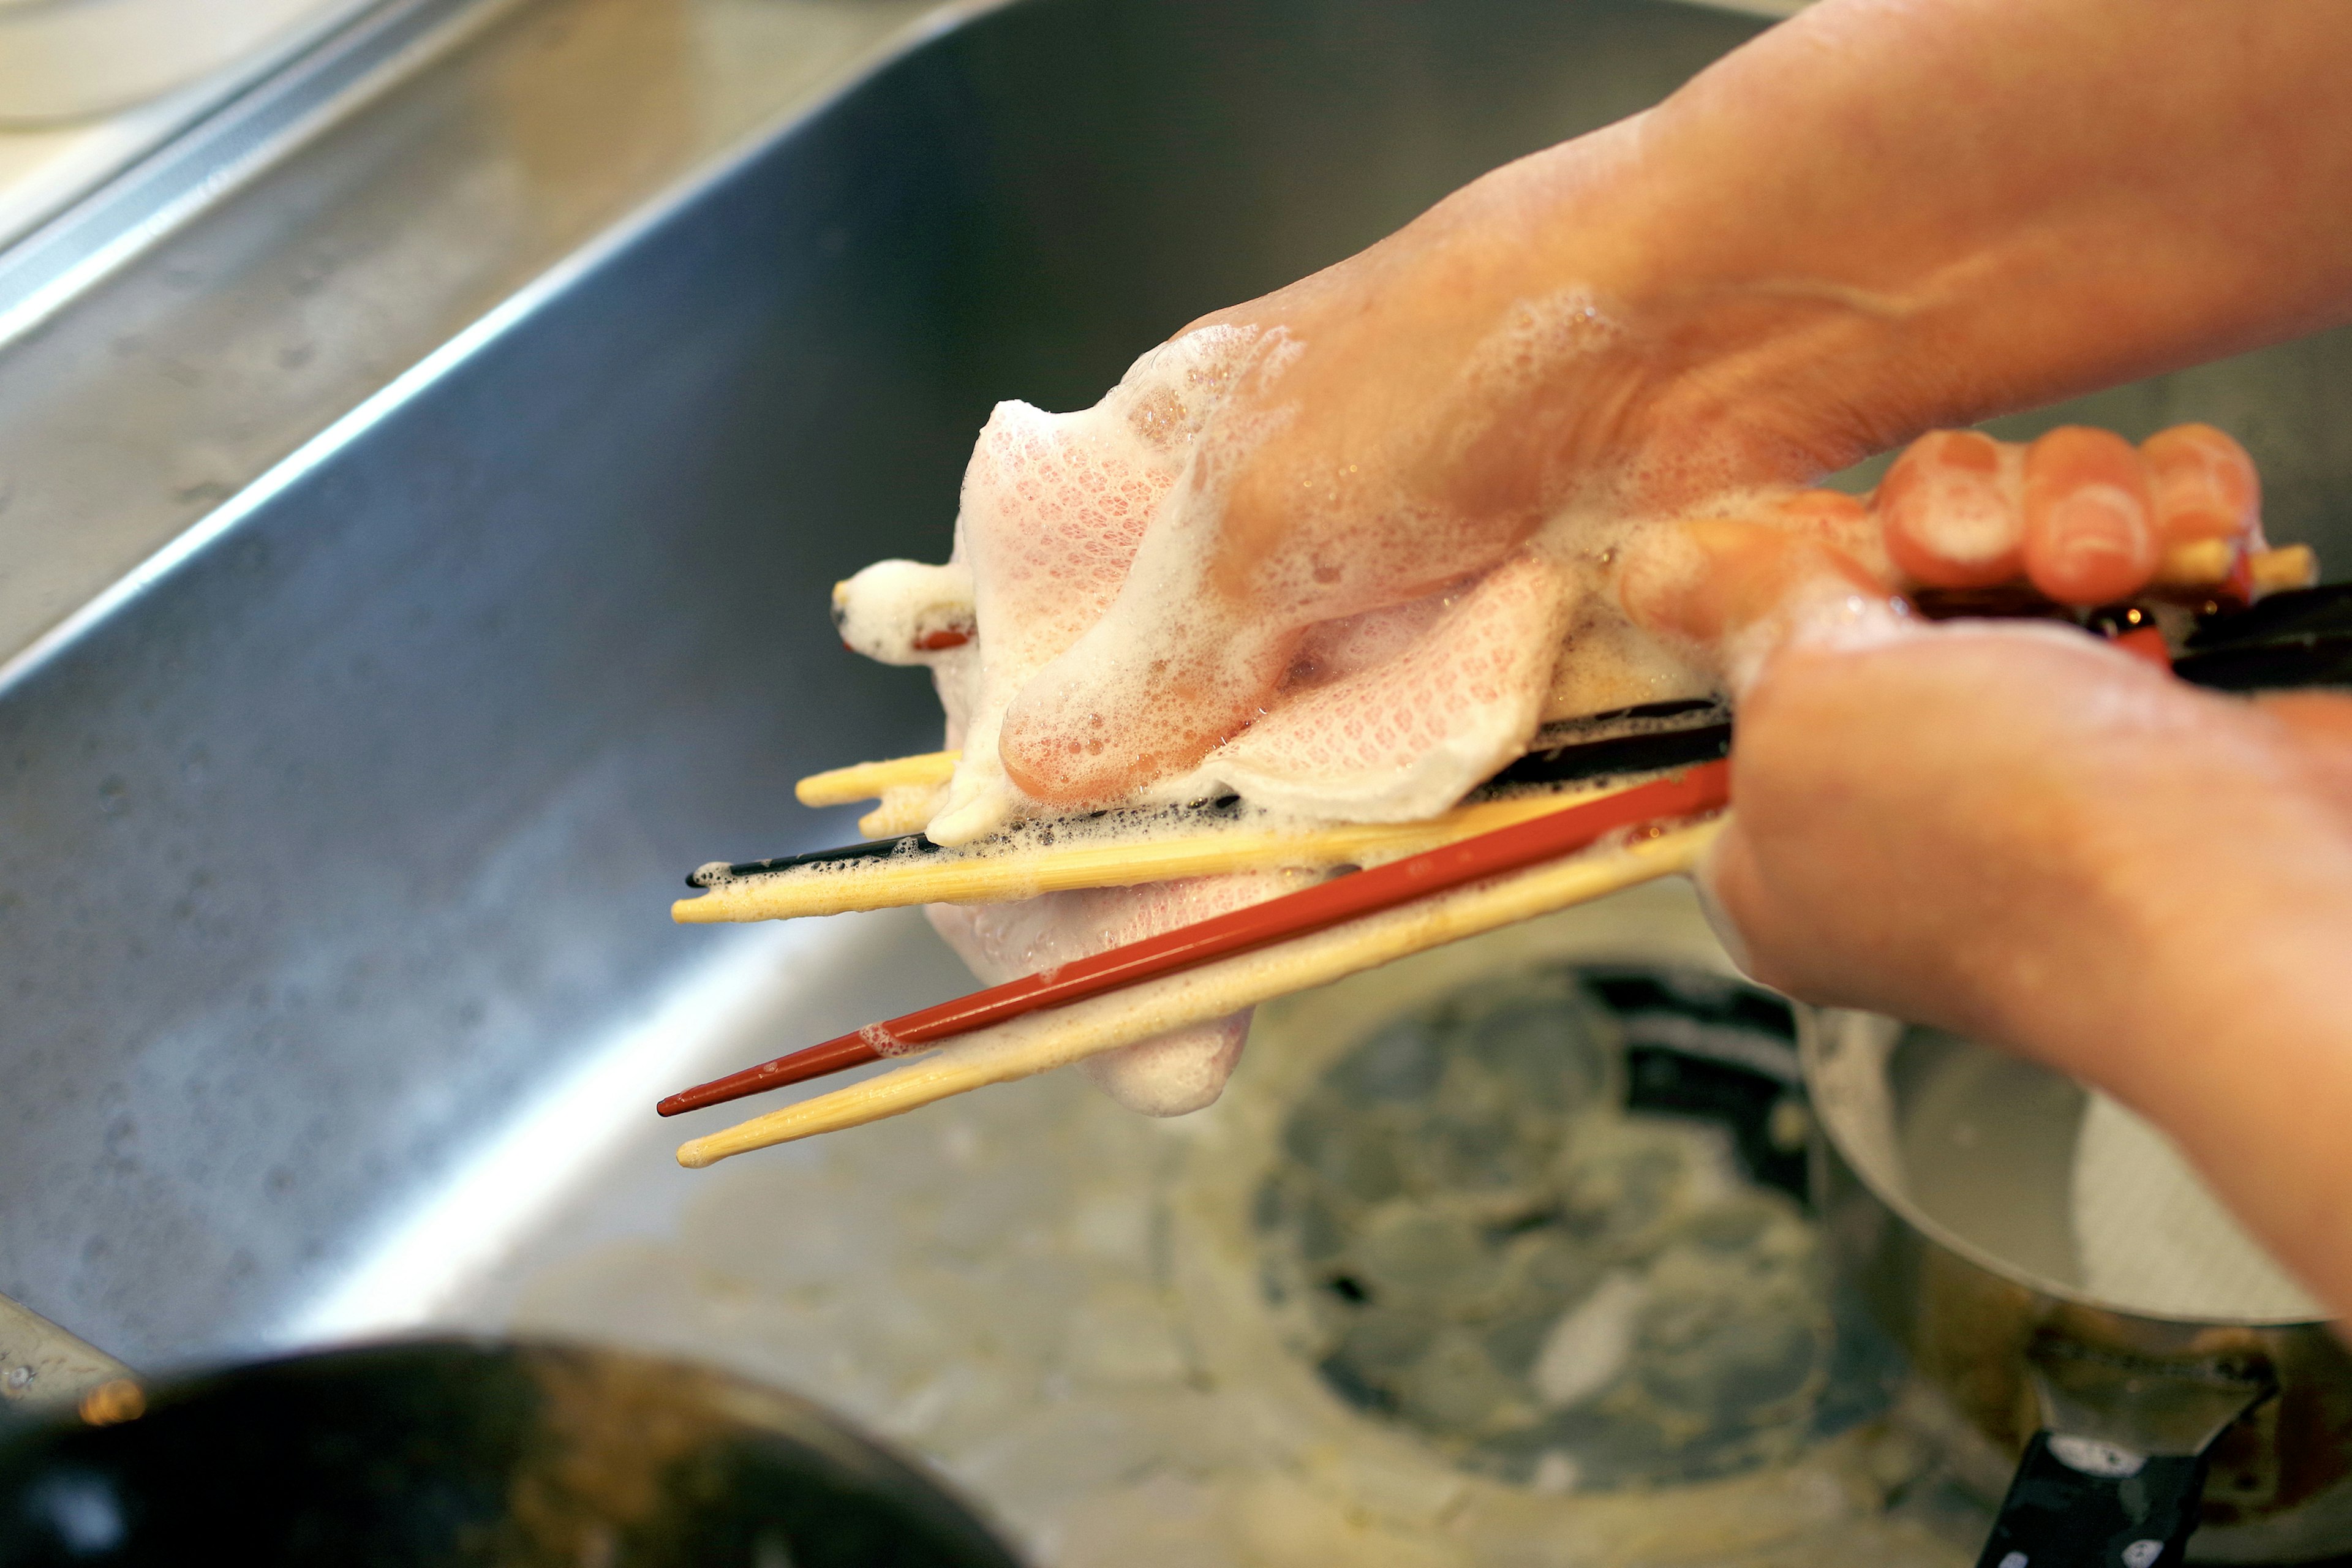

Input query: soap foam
[830,309,1782,846]
[832,559,975,664]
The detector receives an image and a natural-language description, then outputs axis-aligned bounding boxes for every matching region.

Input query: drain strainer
[1253,962,1894,1491]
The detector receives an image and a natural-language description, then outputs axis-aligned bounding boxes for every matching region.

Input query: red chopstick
[656,760,1730,1117]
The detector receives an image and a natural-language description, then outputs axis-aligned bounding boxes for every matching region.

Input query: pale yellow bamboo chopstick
[675,815,1724,1167]
[794,750,961,837]
[675,781,1638,924]
[793,750,960,808]
[2252,542,2318,593]
[858,786,946,838]
[2156,540,2316,592]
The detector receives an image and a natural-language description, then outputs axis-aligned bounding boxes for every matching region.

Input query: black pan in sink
[0,1338,1020,1568]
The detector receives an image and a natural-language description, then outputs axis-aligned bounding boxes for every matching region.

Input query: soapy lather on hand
[837,318,2261,1118]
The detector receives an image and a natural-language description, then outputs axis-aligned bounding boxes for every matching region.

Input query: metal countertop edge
[0,0,529,353]
[0,0,1020,704]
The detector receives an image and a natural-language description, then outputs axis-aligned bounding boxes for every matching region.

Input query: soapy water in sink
[454,888,1975,1567]
[1254,965,1882,1493]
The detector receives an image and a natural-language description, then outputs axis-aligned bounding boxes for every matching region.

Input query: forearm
[1445,0,2352,480]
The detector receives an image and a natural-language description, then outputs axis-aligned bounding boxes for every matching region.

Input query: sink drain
[1253,962,1895,1492]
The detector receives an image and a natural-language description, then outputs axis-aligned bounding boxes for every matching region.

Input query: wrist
[1449,122,1928,501]
[1376,128,1850,510]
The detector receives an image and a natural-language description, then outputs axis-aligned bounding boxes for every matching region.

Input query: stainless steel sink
[4,0,2350,1559]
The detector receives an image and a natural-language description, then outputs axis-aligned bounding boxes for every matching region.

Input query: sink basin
[4,0,2350,1559]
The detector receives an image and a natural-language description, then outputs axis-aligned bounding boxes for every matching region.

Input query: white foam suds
[832,558,974,665]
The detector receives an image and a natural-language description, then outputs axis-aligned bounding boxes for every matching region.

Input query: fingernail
[2048,487,2142,573]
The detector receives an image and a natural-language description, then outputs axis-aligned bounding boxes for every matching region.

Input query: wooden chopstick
[677,785,1618,924]
[2158,540,2315,594]
[660,761,1729,1119]
[857,790,944,838]
[794,750,959,807]
[674,813,1727,1166]
[794,750,959,837]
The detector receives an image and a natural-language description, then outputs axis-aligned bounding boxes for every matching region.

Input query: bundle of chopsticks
[658,704,1735,1167]
[655,543,2326,1169]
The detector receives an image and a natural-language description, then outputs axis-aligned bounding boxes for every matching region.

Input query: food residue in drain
[1254,964,1894,1492]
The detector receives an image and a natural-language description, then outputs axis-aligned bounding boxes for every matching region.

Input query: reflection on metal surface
[0,1,394,249]
[289,919,840,1346]
[0,0,379,128]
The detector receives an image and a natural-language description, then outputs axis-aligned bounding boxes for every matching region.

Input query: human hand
[1700,625,2352,1316]
[1700,628,2352,1063]
[1663,426,2352,1316]
[1615,419,2289,1052]
[1616,421,2267,685]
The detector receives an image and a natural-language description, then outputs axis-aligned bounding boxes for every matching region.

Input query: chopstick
[795,750,959,837]
[2165,540,2315,594]
[662,551,2331,1163]
[794,750,959,806]
[673,812,1727,1166]
[1909,541,2314,620]
[659,760,1730,1118]
[679,709,1732,916]
[677,785,1615,924]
